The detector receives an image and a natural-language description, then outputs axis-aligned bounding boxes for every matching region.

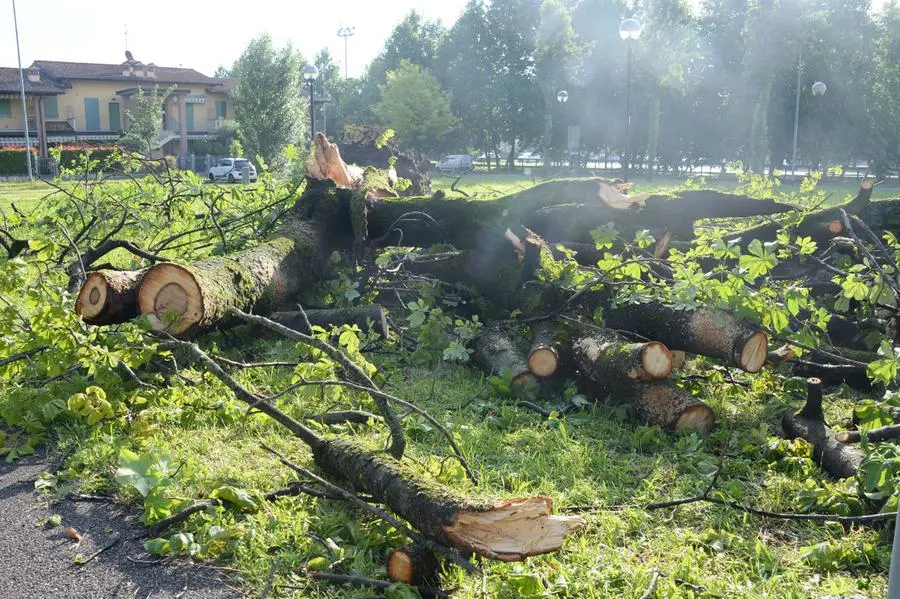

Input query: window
[216,100,226,120]
[0,99,10,117]
[109,103,121,131]
[44,96,58,119]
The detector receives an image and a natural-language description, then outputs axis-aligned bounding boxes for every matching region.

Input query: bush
[0,148,35,175]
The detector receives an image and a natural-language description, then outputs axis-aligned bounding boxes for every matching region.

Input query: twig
[210,355,298,369]
[74,534,121,567]
[307,410,380,425]
[260,559,278,599]
[147,501,218,538]
[229,308,406,459]
[840,209,898,302]
[638,569,660,599]
[259,443,479,575]
[0,345,49,368]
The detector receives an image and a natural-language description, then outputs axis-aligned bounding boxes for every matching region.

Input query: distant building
[0,52,234,158]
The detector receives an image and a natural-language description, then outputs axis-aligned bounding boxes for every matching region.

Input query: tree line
[224,0,900,178]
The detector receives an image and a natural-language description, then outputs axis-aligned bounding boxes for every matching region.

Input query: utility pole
[12,0,33,181]
[337,26,355,78]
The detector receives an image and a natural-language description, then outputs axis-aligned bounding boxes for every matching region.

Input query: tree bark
[782,378,863,478]
[528,321,559,377]
[473,325,536,398]
[312,437,584,561]
[137,219,327,336]
[836,424,900,444]
[75,269,146,325]
[270,306,389,339]
[604,304,768,373]
[572,333,673,383]
[616,381,715,433]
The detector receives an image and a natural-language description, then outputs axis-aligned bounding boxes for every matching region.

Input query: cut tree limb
[836,424,900,444]
[617,381,715,433]
[782,377,863,478]
[604,304,767,373]
[270,305,390,339]
[473,325,537,398]
[76,269,146,325]
[137,219,327,336]
[528,321,559,377]
[387,544,439,586]
[572,333,673,383]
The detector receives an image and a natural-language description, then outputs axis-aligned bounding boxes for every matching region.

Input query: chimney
[26,67,40,83]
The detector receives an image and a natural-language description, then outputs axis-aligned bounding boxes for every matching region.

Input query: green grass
[0,180,60,211]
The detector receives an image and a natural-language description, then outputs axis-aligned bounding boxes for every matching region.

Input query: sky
[1,0,471,78]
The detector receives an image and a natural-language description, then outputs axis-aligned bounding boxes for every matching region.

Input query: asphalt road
[0,454,244,599]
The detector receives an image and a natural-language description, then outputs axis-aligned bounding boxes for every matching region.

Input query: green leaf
[144,538,171,555]
[210,485,258,510]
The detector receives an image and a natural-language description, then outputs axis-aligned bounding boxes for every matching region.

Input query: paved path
[0,454,244,599]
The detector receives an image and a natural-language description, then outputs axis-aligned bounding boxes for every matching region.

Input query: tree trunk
[75,269,146,325]
[270,306,389,339]
[782,378,863,478]
[312,437,584,561]
[572,334,673,383]
[473,326,536,398]
[528,321,559,377]
[604,304,768,372]
[137,219,327,336]
[616,381,715,433]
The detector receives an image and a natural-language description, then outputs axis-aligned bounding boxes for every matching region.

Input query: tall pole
[790,51,803,183]
[308,80,316,141]
[887,508,900,597]
[625,42,633,181]
[337,26,355,78]
[12,0,33,181]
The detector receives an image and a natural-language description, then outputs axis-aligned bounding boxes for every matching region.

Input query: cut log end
[641,342,674,379]
[387,545,438,586]
[75,272,109,320]
[137,264,203,334]
[674,404,716,434]
[442,497,585,562]
[827,220,843,234]
[739,331,768,373]
[528,346,559,377]
[512,371,538,390]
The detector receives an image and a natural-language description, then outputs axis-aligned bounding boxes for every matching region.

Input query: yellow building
[0,52,234,158]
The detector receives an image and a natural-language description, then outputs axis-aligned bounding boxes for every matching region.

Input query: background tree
[373,60,457,153]
[231,35,306,166]
[120,87,168,156]
[313,49,341,139]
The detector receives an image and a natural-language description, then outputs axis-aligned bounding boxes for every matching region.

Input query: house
[0,52,234,158]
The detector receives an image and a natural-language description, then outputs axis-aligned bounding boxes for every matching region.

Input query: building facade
[0,53,234,158]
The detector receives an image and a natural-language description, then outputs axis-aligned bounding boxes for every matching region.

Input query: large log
[270,306,390,339]
[572,333,673,383]
[137,219,327,336]
[528,321,559,377]
[617,381,716,433]
[387,544,438,586]
[604,303,768,373]
[75,269,146,325]
[782,377,863,478]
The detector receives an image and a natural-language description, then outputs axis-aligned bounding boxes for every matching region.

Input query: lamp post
[557,90,570,168]
[302,65,319,141]
[337,26,355,78]
[619,17,642,181]
[789,53,826,183]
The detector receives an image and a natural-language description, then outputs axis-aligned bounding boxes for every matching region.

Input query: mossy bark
[138,218,326,336]
[473,325,536,398]
[572,334,672,383]
[604,304,767,372]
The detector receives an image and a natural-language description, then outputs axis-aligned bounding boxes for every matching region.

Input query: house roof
[31,59,221,86]
[0,67,66,95]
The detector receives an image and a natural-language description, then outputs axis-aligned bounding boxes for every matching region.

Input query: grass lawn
[0,180,61,212]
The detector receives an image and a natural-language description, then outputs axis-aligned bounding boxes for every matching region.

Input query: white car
[208,158,257,183]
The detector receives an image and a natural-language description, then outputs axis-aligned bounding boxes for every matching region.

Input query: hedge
[0,147,122,176]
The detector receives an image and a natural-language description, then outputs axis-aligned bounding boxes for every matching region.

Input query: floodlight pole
[790,50,803,184]
[12,0,33,181]
[337,26,355,78]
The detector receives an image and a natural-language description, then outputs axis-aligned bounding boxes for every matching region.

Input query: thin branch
[229,308,406,460]
[0,345,49,368]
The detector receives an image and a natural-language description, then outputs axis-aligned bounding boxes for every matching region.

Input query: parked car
[436,154,474,173]
[517,151,542,164]
[208,158,257,183]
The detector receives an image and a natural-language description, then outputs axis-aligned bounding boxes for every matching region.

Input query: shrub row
[0,147,121,175]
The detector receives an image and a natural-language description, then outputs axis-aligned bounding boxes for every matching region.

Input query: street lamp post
[302,65,319,142]
[619,17,642,181]
[557,90,570,168]
[337,26,355,78]
[789,53,826,183]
